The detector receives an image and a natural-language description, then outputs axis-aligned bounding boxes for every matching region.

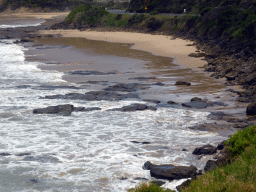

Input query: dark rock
[142,99,161,104]
[175,81,191,86]
[192,144,217,155]
[104,83,148,92]
[182,101,225,109]
[43,91,139,101]
[108,104,156,112]
[142,161,197,180]
[120,177,128,180]
[182,102,207,109]
[130,141,140,144]
[153,82,165,86]
[73,107,85,111]
[176,179,191,192]
[207,112,227,120]
[196,155,203,160]
[246,102,256,115]
[16,153,31,156]
[204,160,218,172]
[217,140,226,150]
[152,180,166,186]
[247,116,256,121]
[206,102,226,107]
[86,81,108,84]
[134,177,148,181]
[190,97,203,102]
[167,101,177,105]
[33,104,74,116]
[141,142,151,144]
[69,70,116,76]
[73,107,101,112]
[129,77,156,81]
[188,53,205,57]
[29,179,39,183]
[182,149,188,151]
[0,153,11,156]
[225,72,237,80]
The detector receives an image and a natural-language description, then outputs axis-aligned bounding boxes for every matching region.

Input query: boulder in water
[142,161,197,180]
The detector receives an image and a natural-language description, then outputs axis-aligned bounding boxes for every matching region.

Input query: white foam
[0,20,45,28]
[0,40,228,192]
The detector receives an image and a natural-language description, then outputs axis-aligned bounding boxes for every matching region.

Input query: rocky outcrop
[108,103,157,112]
[204,160,218,172]
[69,70,116,75]
[33,104,74,116]
[142,99,161,104]
[33,104,102,116]
[175,81,191,86]
[43,91,139,101]
[182,98,225,109]
[246,102,256,115]
[192,144,217,155]
[104,83,149,92]
[142,161,197,180]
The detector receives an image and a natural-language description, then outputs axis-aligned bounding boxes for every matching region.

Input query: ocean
[0,18,228,192]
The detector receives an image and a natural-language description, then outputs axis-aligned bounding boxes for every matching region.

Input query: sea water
[0,19,227,192]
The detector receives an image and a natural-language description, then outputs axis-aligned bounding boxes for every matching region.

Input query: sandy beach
[40,29,207,68]
[0,10,254,192]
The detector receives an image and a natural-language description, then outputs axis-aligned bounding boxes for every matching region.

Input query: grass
[128,182,174,192]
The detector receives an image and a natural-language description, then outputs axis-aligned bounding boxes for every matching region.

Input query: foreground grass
[128,182,174,192]
[181,125,256,192]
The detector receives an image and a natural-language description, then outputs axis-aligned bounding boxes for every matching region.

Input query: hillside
[128,0,256,14]
[0,0,92,11]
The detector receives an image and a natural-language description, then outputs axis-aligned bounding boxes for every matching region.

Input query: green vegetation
[65,4,108,26]
[128,0,256,14]
[1,0,90,10]
[180,125,256,192]
[128,182,173,192]
[0,0,129,11]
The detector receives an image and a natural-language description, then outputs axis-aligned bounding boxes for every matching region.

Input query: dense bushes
[65,4,108,26]
[128,0,256,14]
[225,125,256,157]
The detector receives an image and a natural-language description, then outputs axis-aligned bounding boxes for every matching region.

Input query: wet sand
[40,29,207,68]
[25,36,248,130]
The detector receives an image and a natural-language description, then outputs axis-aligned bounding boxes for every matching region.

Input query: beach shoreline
[0,12,255,191]
[0,12,251,134]
[39,29,208,69]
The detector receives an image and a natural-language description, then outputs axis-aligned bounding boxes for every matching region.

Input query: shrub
[115,14,123,20]
[127,14,146,26]
[225,125,256,157]
[65,4,109,26]
[146,17,163,31]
